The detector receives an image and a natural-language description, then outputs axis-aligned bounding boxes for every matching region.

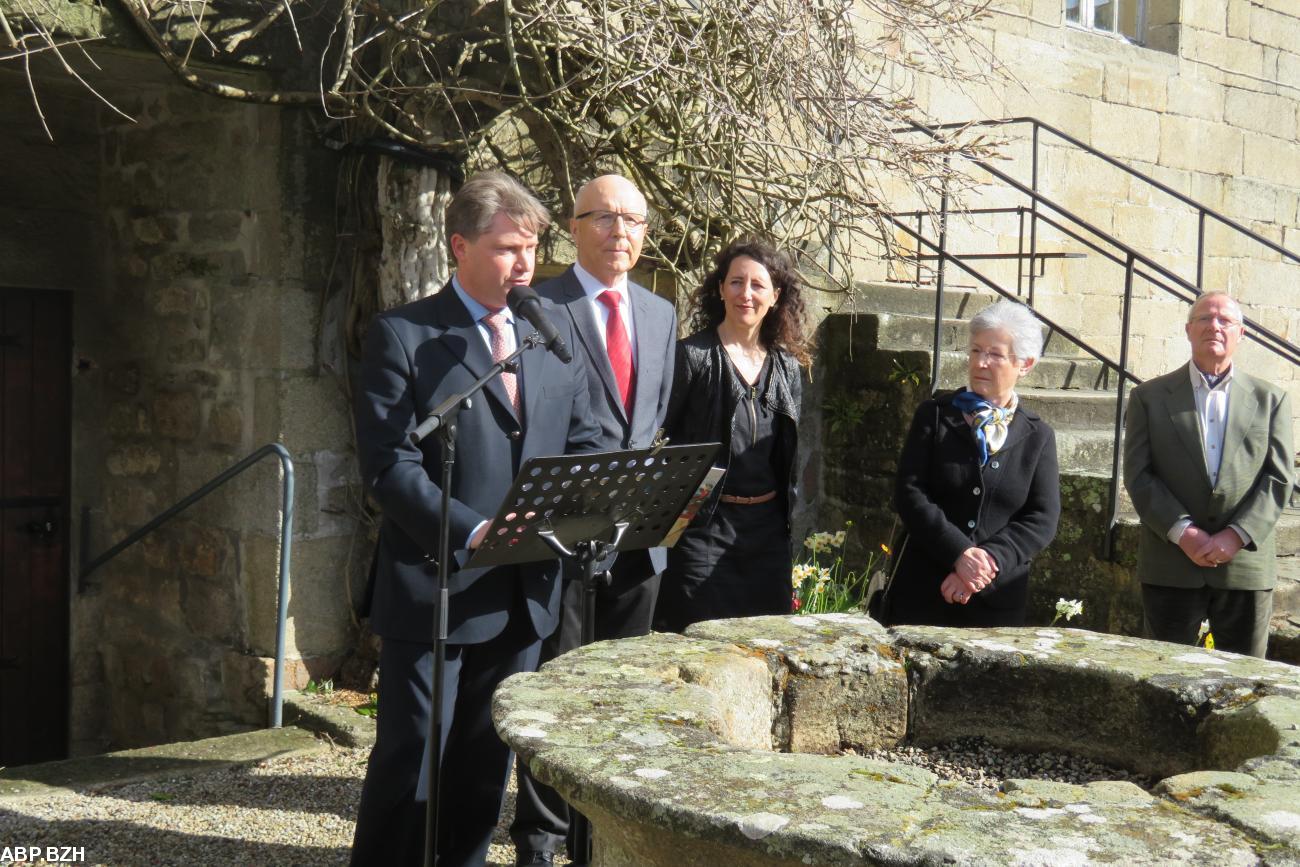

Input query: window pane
[1093,0,1116,31]
[1118,0,1142,40]
[1065,0,1081,23]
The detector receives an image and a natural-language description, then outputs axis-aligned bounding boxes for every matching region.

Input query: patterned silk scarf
[951,389,1017,466]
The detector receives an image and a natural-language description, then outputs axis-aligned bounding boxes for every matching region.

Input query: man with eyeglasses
[510,174,677,866]
[1124,291,1294,657]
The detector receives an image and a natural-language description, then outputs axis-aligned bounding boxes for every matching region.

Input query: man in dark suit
[1124,291,1294,657]
[350,171,602,867]
[510,175,676,866]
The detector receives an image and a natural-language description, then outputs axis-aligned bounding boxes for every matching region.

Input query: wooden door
[0,288,71,766]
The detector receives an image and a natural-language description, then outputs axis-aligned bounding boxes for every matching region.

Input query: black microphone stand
[409,331,545,867]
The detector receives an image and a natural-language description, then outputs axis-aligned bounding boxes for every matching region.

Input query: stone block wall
[853,0,1300,404]
[3,50,361,755]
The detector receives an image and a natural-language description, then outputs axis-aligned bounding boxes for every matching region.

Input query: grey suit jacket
[1123,365,1294,591]
[537,265,677,571]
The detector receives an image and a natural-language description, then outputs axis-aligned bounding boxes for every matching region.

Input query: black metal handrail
[888,117,1300,556]
[885,214,1138,387]
[923,116,1300,271]
[901,117,1300,366]
[80,443,295,728]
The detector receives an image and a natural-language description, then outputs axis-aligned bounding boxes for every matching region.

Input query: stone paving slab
[282,691,378,749]
[0,727,324,802]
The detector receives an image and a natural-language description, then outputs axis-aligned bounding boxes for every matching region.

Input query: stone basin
[494,614,1300,865]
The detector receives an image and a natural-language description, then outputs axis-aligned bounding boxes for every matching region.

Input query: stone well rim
[494,614,1300,865]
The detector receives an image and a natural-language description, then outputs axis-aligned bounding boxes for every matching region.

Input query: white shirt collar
[573,262,629,301]
[451,276,514,324]
[1188,360,1233,391]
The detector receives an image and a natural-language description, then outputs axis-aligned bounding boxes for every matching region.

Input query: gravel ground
[857,736,1154,790]
[0,742,565,867]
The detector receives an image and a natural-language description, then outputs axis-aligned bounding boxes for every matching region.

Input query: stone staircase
[839,280,1300,653]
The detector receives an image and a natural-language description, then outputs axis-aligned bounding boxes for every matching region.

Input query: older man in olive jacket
[1123,291,1295,657]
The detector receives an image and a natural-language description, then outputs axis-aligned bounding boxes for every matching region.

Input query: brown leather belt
[719,490,777,505]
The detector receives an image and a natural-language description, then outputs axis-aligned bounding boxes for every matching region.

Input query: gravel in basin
[855,736,1154,790]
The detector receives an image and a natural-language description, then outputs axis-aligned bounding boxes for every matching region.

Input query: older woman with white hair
[882,299,1061,627]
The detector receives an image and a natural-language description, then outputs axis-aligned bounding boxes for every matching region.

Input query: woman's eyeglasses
[968,347,1014,366]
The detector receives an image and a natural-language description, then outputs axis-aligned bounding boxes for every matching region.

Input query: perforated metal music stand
[468,441,721,862]
[467,442,721,572]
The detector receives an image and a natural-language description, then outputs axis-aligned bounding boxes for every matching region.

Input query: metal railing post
[79,443,295,729]
[1027,122,1041,307]
[271,445,294,728]
[915,213,924,287]
[1196,209,1206,290]
[1017,206,1026,297]
[931,163,950,392]
[1105,256,1136,560]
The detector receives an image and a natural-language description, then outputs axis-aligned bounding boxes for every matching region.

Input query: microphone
[507,285,572,363]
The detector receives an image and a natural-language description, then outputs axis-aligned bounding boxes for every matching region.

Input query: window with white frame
[1066,0,1146,43]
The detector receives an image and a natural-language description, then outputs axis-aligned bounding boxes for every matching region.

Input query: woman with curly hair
[654,237,813,632]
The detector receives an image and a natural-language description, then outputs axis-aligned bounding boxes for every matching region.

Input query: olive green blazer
[1123,365,1294,591]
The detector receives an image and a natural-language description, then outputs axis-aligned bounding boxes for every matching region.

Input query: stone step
[1017,387,1119,430]
[834,281,1004,319]
[1054,427,1118,475]
[1274,556,1300,617]
[876,312,1096,360]
[932,351,1117,392]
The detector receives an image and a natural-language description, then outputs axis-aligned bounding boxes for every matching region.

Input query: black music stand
[467,441,722,863]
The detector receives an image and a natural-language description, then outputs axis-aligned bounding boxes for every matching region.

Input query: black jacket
[663,329,802,526]
[890,389,1060,623]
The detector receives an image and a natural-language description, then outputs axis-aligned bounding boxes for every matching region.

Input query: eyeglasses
[1191,314,1241,329]
[969,347,1014,366]
[575,210,649,233]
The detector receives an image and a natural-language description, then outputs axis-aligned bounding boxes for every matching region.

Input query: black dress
[658,353,794,631]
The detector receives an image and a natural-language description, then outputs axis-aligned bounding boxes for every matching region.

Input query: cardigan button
[967,520,977,529]
[990,460,1000,469]
[973,487,981,495]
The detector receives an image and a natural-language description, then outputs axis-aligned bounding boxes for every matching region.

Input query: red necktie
[597,290,634,416]
[484,309,520,416]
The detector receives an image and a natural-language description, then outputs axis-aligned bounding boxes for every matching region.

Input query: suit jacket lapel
[629,282,662,423]
[1217,376,1260,492]
[558,267,626,420]
[434,282,518,422]
[1166,374,1212,489]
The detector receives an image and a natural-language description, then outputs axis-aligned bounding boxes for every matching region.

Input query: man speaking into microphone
[350,171,601,867]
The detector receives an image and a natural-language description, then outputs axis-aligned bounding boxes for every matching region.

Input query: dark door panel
[0,288,71,767]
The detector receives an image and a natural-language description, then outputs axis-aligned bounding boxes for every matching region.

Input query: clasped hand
[1178,525,1242,568]
[941,547,998,605]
